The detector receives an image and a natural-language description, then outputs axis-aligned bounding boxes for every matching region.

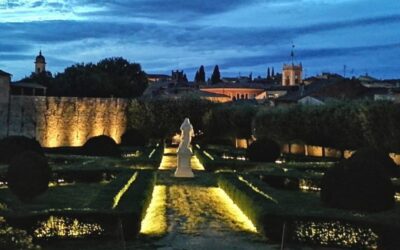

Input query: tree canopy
[20,57,148,98]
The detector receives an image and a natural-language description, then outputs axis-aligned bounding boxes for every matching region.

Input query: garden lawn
[0,182,109,213]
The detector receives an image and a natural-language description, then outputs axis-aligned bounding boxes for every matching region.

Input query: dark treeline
[254,100,400,152]
[128,98,400,153]
[21,57,148,98]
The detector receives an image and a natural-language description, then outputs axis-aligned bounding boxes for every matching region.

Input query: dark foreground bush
[348,148,399,177]
[0,136,43,164]
[0,217,39,250]
[7,151,51,201]
[120,129,147,147]
[321,150,395,212]
[247,138,280,162]
[82,135,121,157]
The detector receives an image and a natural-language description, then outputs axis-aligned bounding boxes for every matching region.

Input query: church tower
[282,45,303,86]
[35,50,46,74]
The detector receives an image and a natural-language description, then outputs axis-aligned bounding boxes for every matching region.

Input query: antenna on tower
[291,42,295,65]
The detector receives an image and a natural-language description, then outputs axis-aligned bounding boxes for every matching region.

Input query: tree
[321,153,395,212]
[128,97,214,140]
[198,65,206,83]
[211,65,221,84]
[194,71,200,83]
[49,57,148,98]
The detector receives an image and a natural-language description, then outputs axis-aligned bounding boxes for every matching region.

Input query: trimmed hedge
[7,151,51,202]
[321,154,395,212]
[193,147,257,172]
[254,101,400,153]
[3,170,157,241]
[82,135,121,157]
[246,138,281,162]
[115,170,156,239]
[218,173,400,248]
[0,136,43,164]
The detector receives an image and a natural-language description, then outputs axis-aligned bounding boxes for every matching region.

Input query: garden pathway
[140,147,275,250]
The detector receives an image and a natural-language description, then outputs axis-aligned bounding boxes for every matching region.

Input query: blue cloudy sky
[0,0,399,80]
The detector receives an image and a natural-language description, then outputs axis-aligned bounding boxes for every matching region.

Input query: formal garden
[1,97,399,249]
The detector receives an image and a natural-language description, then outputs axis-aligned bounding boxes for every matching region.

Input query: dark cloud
[220,43,400,69]
[2,13,398,51]
[0,43,32,53]
[0,54,32,61]
[82,0,265,20]
[1,1,399,79]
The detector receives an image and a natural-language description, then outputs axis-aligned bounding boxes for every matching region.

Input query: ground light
[112,172,138,209]
[140,185,167,235]
[213,188,257,233]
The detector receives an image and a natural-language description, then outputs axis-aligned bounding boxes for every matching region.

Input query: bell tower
[35,50,46,74]
[282,44,303,86]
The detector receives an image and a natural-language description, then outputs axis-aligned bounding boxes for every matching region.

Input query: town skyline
[0,0,400,80]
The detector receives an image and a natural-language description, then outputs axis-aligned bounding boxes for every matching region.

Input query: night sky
[0,0,399,80]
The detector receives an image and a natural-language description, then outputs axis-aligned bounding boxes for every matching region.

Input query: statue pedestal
[175,148,194,178]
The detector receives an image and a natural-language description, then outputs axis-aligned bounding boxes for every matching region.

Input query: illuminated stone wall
[0,96,128,147]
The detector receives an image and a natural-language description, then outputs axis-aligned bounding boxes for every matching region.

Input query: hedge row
[115,170,156,238]
[193,147,257,172]
[218,173,400,249]
[4,170,157,241]
[254,101,400,152]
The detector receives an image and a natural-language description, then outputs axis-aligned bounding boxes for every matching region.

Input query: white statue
[175,118,194,178]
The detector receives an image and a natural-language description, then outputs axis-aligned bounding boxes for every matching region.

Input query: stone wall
[0,96,128,147]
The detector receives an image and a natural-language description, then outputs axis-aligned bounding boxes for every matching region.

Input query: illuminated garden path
[140,147,274,249]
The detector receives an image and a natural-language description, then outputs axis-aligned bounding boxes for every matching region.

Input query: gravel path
[151,147,275,250]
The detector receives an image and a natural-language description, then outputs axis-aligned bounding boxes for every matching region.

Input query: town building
[0,70,11,103]
[282,45,303,86]
[35,50,46,74]
[147,74,171,84]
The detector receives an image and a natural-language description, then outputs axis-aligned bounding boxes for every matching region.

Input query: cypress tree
[211,65,221,84]
[199,65,206,83]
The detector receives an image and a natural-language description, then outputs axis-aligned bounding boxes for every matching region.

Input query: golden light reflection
[112,172,138,209]
[213,188,257,233]
[159,147,204,171]
[159,147,177,170]
[191,155,205,170]
[34,216,103,238]
[164,147,176,154]
[140,185,167,235]
[166,185,257,234]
